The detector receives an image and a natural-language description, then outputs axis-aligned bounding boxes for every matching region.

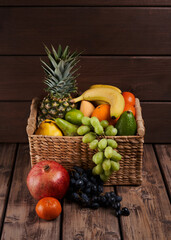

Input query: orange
[91,104,115,125]
[112,104,136,126]
[123,104,136,117]
[122,92,135,106]
[36,197,62,220]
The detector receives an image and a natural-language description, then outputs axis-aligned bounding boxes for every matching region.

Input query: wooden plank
[0,0,171,6]
[116,144,171,240]
[62,187,121,240]
[1,8,171,55]
[1,144,61,240]
[0,144,17,233]
[0,102,31,142]
[0,102,171,143]
[0,56,171,101]
[154,144,171,200]
[141,102,171,143]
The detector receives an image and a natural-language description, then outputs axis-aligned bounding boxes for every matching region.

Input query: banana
[90,84,122,93]
[72,88,125,119]
[89,84,122,105]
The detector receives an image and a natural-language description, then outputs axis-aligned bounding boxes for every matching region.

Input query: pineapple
[38,45,80,124]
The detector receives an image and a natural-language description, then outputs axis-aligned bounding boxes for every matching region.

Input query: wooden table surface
[0,143,170,240]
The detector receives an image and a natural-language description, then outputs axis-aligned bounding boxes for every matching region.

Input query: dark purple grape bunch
[66,166,130,217]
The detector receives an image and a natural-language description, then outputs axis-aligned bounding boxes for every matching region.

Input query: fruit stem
[44,165,50,172]
[71,95,83,103]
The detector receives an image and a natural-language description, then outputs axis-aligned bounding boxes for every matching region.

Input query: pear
[35,119,63,136]
[54,118,78,136]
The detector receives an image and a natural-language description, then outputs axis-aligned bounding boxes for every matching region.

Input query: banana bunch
[72,84,125,119]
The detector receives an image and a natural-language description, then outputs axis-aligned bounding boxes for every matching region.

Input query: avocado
[115,111,137,136]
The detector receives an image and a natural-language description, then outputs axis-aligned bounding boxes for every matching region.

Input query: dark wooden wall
[0,1,171,143]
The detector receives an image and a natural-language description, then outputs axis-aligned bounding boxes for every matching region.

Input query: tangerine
[91,104,115,125]
[123,104,136,117]
[113,104,136,125]
[122,92,135,106]
[36,197,62,220]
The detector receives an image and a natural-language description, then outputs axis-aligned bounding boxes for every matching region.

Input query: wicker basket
[26,97,145,185]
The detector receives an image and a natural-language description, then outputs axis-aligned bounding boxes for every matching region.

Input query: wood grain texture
[0,0,171,6]
[0,102,170,143]
[0,144,17,232]
[1,8,171,55]
[62,187,121,240]
[117,144,171,240]
[0,56,171,101]
[154,144,171,200]
[1,144,61,240]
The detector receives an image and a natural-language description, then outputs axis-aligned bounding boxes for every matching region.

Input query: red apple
[27,160,70,200]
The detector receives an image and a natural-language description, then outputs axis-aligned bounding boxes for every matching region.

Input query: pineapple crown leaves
[41,45,81,98]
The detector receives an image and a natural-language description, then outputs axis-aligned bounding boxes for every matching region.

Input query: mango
[65,109,84,125]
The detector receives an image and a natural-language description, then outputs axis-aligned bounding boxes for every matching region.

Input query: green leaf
[49,75,59,83]
[41,60,54,75]
[42,67,53,77]
[62,46,69,59]
[44,79,54,88]
[58,60,65,74]
[51,45,59,61]
[47,54,58,69]
[58,45,62,57]
[54,67,62,80]
[44,45,51,55]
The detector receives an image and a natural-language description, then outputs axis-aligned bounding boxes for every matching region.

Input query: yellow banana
[72,88,125,119]
[89,84,122,93]
[89,84,122,105]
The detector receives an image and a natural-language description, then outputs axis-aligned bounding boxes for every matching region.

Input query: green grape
[92,152,104,164]
[107,139,118,149]
[77,126,91,135]
[100,173,109,182]
[89,139,98,150]
[104,146,113,159]
[98,138,107,150]
[104,170,112,177]
[105,125,118,136]
[98,148,103,152]
[111,150,122,162]
[90,117,100,128]
[102,159,111,171]
[82,132,96,143]
[82,116,91,126]
[100,120,109,128]
[94,125,104,135]
[111,161,120,171]
[92,164,103,175]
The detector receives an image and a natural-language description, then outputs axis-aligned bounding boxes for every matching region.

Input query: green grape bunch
[92,139,122,181]
[78,116,122,182]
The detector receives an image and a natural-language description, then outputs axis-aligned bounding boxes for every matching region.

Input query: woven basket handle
[26,97,40,136]
[135,98,145,137]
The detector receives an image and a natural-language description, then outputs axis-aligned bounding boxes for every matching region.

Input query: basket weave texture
[27,97,145,185]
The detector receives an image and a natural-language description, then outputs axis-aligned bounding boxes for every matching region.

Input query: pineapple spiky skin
[38,94,76,124]
[38,45,80,124]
